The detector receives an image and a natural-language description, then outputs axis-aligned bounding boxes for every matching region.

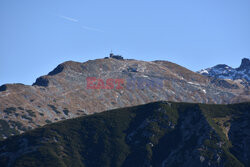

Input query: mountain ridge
[0,101,249,167]
[0,57,249,140]
[198,58,250,84]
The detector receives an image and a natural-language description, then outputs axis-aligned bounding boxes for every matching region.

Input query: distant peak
[214,64,231,69]
[238,58,250,70]
[198,57,250,83]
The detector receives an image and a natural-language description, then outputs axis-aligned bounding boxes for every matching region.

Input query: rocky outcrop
[237,58,250,71]
[32,76,49,87]
[0,85,7,92]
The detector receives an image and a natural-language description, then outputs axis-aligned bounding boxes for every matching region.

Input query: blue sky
[1,0,250,85]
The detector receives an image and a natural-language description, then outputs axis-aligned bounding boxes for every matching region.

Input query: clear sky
[1,0,250,85]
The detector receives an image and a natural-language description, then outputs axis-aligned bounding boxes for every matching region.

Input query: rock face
[197,58,250,85]
[0,101,249,167]
[0,58,249,140]
[237,58,250,71]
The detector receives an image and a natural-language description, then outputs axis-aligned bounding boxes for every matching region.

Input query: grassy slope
[0,102,249,167]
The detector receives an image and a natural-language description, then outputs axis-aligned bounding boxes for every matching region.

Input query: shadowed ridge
[0,101,249,167]
[32,76,49,87]
[48,64,64,76]
[0,83,26,92]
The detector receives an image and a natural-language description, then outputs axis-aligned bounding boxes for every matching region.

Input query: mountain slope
[0,101,249,167]
[198,58,250,85]
[0,57,249,140]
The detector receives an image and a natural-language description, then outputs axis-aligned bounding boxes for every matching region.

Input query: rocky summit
[0,102,249,167]
[198,58,250,86]
[0,58,249,140]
